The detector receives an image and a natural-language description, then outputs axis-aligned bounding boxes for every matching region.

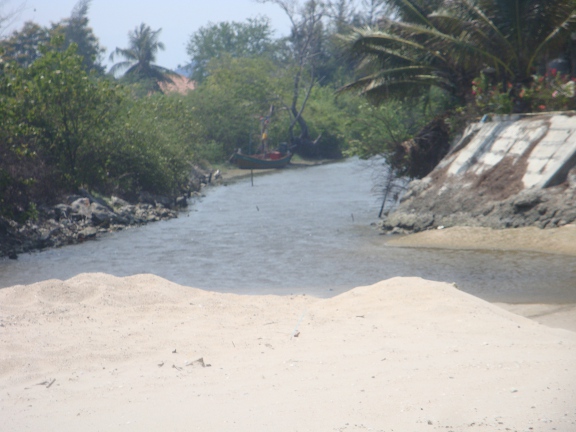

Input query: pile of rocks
[382,171,576,234]
[0,164,226,259]
[0,192,187,259]
[381,114,576,234]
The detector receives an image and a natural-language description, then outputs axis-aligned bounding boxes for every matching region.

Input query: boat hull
[232,152,292,169]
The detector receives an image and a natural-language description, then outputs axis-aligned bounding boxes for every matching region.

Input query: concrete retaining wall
[382,113,576,232]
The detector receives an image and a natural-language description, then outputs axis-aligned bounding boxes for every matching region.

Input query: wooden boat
[231,106,292,169]
[231,150,292,169]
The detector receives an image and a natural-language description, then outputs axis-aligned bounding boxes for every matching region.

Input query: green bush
[473,71,576,114]
[0,40,202,217]
[100,93,198,198]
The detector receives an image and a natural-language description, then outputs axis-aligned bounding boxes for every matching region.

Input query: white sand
[1,273,575,431]
[386,224,576,333]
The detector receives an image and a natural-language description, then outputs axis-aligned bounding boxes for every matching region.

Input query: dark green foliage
[51,0,105,74]
[341,0,576,106]
[187,17,277,82]
[17,42,119,186]
[0,40,198,220]
[0,21,50,68]
[339,81,453,177]
[339,0,576,178]
[184,56,281,159]
[0,1,105,73]
[0,39,122,213]
[100,93,197,198]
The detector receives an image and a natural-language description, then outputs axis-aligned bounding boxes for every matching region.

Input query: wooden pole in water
[251,169,254,186]
[379,171,394,218]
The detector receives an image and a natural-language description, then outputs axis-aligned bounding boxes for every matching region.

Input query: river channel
[1,158,575,303]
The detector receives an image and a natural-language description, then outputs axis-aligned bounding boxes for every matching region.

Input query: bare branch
[0,1,26,37]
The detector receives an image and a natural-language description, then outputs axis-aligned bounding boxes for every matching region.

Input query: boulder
[70,198,92,220]
[568,167,576,189]
[139,192,173,208]
[512,190,543,213]
[79,188,113,211]
[90,202,117,226]
[78,227,98,239]
[383,212,435,232]
[111,196,130,208]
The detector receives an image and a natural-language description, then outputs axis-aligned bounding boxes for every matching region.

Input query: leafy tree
[51,0,105,74]
[109,23,173,91]
[0,37,122,219]
[187,17,277,82]
[0,21,50,68]
[326,0,354,34]
[0,36,200,215]
[185,55,281,159]
[337,0,576,178]
[0,0,25,36]
[356,0,388,27]
[103,93,197,198]
[455,0,576,90]
[0,1,103,72]
[7,39,121,188]
[295,84,351,157]
[0,56,42,220]
[257,0,330,155]
[325,0,388,28]
[344,93,450,177]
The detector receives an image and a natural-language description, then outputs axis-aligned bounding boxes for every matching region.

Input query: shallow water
[1,159,575,303]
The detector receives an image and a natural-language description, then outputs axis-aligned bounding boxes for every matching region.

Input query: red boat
[231,150,292,169]
[231,106,292,169]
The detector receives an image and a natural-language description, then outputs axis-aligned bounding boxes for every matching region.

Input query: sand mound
[1,274,575,431]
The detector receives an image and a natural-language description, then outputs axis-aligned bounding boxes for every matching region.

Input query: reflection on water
[1,159,575,303]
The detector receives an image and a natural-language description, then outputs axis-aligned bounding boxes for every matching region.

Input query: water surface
[1,159,575,303]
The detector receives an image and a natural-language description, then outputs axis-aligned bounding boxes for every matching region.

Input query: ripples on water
[1,159,575,303]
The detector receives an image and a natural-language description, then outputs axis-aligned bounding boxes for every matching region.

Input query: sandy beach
[1,271,575,432]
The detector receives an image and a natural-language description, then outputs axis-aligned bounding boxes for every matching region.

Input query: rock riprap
[383,113,576,233]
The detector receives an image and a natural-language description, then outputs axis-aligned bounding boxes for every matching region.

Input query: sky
[6,0,292,70]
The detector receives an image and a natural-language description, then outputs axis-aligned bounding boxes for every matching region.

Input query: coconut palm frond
[348,30,448,63]
[389,19,514,75]
[527,11,576,74]
[342,0,576,106]
[108,60,134,76]
[339,63,453,101]
[456,0,513,53]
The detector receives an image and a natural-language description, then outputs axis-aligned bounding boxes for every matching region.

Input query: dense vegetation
[1,0,575,223]
[341,0,576,177]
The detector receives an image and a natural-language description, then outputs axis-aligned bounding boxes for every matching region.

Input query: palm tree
[338,0,576,179]
[340,0,576,109]
[109,23,173,90]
